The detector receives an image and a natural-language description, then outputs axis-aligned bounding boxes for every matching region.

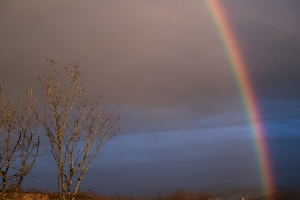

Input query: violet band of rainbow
[203,0,274,197]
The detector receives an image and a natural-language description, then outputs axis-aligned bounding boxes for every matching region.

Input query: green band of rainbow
[204,0,274,197]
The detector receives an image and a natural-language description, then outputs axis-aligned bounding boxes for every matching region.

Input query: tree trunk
[58,168,62,200]
[67,184,71,200]
[12,176,23,200]
[58,142,64,200]
[72,173,83,200]
[2,175,7,200]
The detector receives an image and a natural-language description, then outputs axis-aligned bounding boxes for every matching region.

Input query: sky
[1,0,300,196]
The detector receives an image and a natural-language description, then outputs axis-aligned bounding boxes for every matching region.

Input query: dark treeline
[2,187,300,200]
[0,188,214,200]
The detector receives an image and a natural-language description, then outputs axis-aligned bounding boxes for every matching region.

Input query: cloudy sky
[1,0,300,196]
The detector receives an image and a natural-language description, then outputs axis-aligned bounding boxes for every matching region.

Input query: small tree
[0,83,39,200]
[36,59,120,200]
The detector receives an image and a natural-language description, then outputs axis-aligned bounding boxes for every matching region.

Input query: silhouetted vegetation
[0,188,214,200]
[167,189,213,200]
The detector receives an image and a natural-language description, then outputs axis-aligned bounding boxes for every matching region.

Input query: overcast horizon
[1,0,300,196]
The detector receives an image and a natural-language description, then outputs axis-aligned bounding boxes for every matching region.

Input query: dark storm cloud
[222,0,300,99]
[67,129,259,194]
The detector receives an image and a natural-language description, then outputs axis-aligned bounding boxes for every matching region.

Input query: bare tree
[0,82,39,200]
[36,59,120,200]
[64,100,119,200]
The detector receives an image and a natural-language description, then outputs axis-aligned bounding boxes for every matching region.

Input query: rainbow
[204,0,274,198]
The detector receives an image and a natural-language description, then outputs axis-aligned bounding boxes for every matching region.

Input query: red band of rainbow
[204,0,274,197]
